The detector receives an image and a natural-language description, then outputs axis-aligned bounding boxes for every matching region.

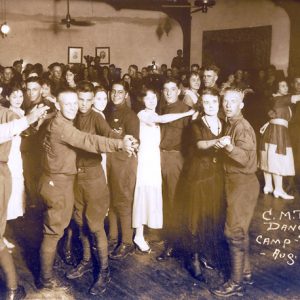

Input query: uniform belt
[77,166,99,173]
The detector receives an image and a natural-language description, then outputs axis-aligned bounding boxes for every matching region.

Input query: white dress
[7,108,25,220]
[132,110,163,229]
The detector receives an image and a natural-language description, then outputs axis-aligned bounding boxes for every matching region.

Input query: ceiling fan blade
[161,4,191,8]
[191,8,203,13]
[70,20,95,26]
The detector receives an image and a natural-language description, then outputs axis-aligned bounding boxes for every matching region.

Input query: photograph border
[95,47,110,65]
[68,46,83,64]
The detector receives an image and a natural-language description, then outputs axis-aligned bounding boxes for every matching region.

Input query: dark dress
[182,117,226,267]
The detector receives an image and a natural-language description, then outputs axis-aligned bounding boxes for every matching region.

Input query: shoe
[37,277,68,290]
[156,246,174,262]
[6,285,26,300]
[210,280,244,297]
[109,243,135,260]
[63,250,77,266]
[3,238,15,250]
[273,190,294,200]
[134,241,152,255]
[199,256,215,270]
[89,268,111,296]
[189,254,205,282]
[263,186,273,194]
[243,272,254,285]
[66,260,93,279]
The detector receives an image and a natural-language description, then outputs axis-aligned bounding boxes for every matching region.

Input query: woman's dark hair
[195,87,220,113]
[6,82,24,97]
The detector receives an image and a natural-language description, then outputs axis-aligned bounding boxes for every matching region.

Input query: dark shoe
[66,260,93,279]
[210,280,244,297]
[243,272,254,285]
[189,253,205,282]
[199,256,215,270]
[63,250,77,266]
[156,246,174,262]
[6,285,26,300]
[109,243,134,260]
[89,268,111,296]
[37,277,68,290]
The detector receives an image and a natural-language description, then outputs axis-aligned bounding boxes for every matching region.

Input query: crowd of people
[0,50,300,299]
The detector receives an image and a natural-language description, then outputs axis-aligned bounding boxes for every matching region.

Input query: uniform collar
[226,113,243,125]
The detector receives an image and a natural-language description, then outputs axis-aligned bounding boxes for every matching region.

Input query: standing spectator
[202,65,220,90]
[171,49,184,70]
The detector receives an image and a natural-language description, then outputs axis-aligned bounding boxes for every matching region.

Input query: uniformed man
[38,88,137,290]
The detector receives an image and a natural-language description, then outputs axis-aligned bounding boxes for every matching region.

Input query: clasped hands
[122,135,139,157]
[214,135,232,151]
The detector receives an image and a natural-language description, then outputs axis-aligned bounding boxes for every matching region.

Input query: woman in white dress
[132,88,194,252]
[7,84,26,220]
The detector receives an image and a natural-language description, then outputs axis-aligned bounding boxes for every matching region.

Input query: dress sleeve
[0,117,29,144]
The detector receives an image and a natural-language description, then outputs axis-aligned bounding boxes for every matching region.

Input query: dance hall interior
[0,0,300,299]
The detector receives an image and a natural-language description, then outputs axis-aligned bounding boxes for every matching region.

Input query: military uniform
[39,111,123,282]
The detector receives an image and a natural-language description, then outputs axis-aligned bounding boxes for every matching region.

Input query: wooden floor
[2,182,300,300]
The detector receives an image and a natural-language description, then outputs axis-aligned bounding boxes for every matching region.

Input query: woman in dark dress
[182,88,227,281]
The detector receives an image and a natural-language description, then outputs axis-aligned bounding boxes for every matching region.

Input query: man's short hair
[94,85,108,95]
[76,81,95,93]
[48,62,61,71]
[57,87,77,101]
[129,64,138,72]
[111,79,129,93]
[26,76,43,86]
[191,63,200,69]
[223,87,245,100]
[203,64,220,76]
[13,59,23,67]
[163,77,180,88]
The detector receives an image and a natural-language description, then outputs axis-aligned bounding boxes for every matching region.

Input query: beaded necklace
[203,116,221,136]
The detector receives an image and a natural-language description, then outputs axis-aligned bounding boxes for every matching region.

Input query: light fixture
[1,21,9,37]
[194,0,216,13]
[1,0,9,37]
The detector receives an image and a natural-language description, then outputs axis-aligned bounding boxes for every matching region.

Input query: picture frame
[95,47,110,65]
[68,47,83,64]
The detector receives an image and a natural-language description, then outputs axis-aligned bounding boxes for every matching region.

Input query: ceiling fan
[162,0,216,13]
[61,0,95,28]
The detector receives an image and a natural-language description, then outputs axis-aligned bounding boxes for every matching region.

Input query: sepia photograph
[68,47,83,64]
[95,47,110,65]
[0,0,300,299]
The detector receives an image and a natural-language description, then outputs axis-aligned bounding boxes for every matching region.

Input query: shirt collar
[226,113,243,125]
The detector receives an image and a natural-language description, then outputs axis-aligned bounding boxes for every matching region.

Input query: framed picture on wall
[68,47,83,64]
[95,47,110,65]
